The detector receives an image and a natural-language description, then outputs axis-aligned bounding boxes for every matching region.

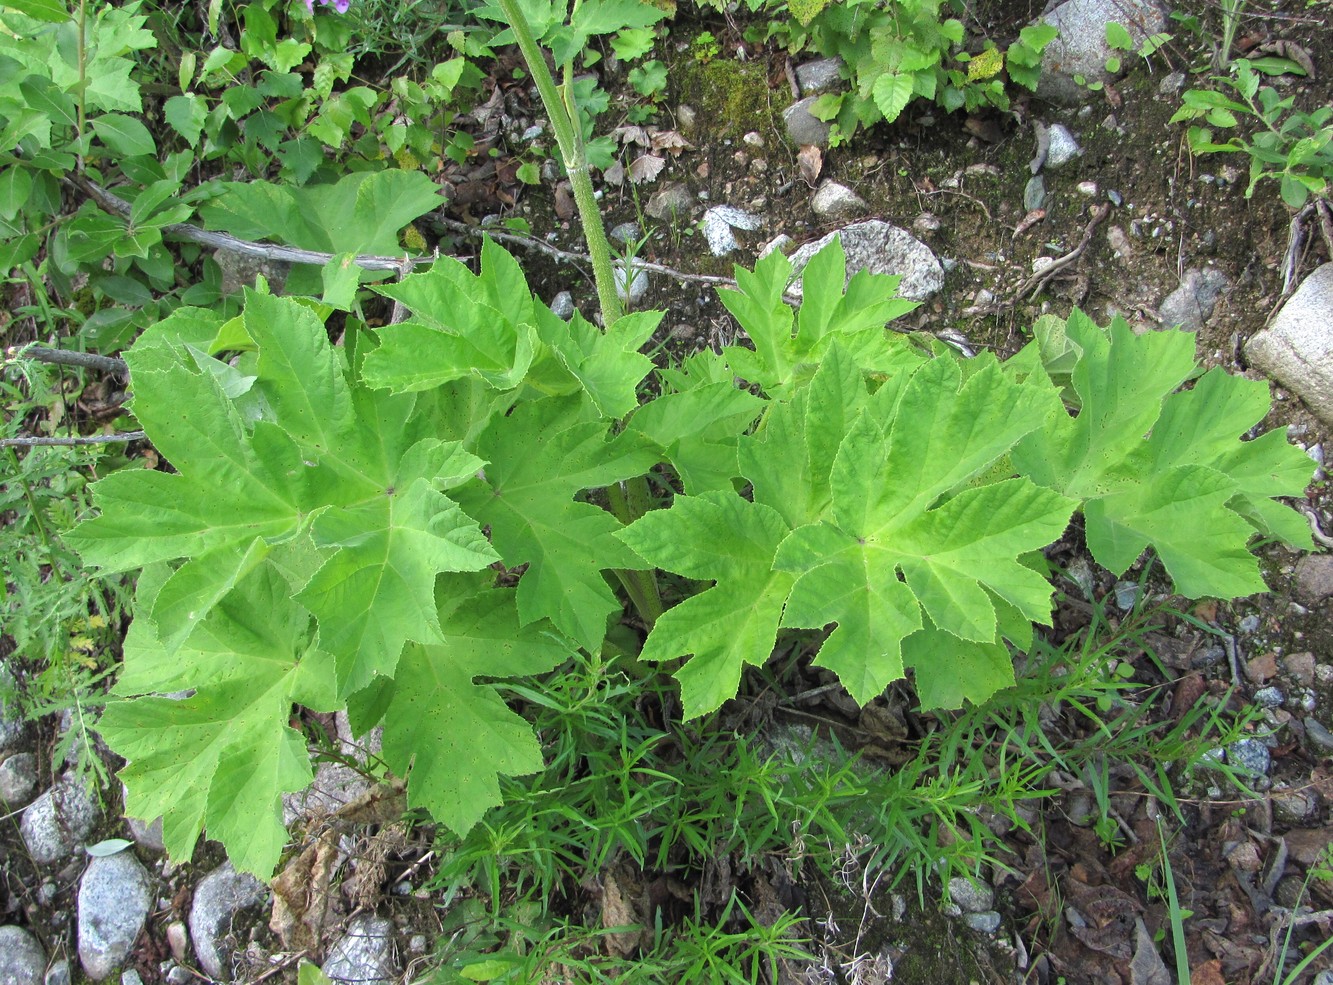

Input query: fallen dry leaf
[1190,958,1226,985]
[650,129,691,155]
[270,828,340,953]
[554,181,575,220]
[601,867,643,957]
[628,154,666,185]
[612,125,651,147]
[797,143,823,185]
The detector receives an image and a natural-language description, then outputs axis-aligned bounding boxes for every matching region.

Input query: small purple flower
[304,0,350,12]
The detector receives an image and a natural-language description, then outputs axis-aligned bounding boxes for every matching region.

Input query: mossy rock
[671,54,791,137]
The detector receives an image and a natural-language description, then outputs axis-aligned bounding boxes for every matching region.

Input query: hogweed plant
[63,0,1317,879]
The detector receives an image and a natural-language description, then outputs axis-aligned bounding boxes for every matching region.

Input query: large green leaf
[364,239,539,393]
[69,293,498,697]
[198,170,441,298]
[1012,312,1313,595]
[719,239,921,393]
[617,491,795,719]
[101,566,337,877]
[627,382,765,494]
[454,397,659,652]
[377,587,569,834]
[774,356,1075,706]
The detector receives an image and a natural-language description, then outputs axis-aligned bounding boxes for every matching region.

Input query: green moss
[671,54,790,137]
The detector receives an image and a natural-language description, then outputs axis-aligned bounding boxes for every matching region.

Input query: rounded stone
[1253,687,1284,709]
[189,864,269,980]
[78,851,153,980]
[44,959,70,985]
[322,915,399,985]
[548,291,575,321]
[811,181,868,222]
[1023,175,1047,211]
[21,776,101,865]
[1304,717,1333,755]
[782,96,832,148]
[787,221,944,302]
[613,262,649,305]
[963,910,1002,933]
[0,752,38,807]
[1227,738,1271,776]
[1044,124,1082,169]
[947,876,995,913]
[645,182,695,221]
[0,926,48,985]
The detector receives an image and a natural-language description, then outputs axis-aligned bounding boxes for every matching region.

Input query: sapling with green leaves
[67,0,1315,880]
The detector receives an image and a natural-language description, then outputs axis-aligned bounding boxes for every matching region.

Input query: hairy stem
[493,0,623,325]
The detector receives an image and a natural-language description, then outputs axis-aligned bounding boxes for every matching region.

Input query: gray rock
[1044,124,1082,169]
[1036,0,1169,104]
[21,775,101,865]
[214,248,290,296]
[1228,737,1271,776]
[912,213,941,237]
[548,291,575,320]
[0,668,31,757]
[645,182,695,221]
[78,851,152,981]
[608,222,642,246]
[811,182,868,222]
[1293,553,1333,604]
[1113,581,1141,611]
[947,876,994,913]
[322,915,398,985]
[963,910,1002,933]
[125,816,164,854]
[0,752,38,807]
[120,972,142,985]
[189,864,268,980]
[1158,71,1186,95]
[613,261,649,305]
[44,960,69,985]
[782,96,832,148]
[283,761,371,828]
[700,205,761,256]
[1271,785,1319,823]
[795,57,844,95]
[1253,687,1284,708]
[1312,970,1333,985]
[1024,175,1047,211]
[0,926,47,985]
[1305,717,1333,755]
[1158,267,1230,332]
[788,221,944,302]
[1246,263,1333,428]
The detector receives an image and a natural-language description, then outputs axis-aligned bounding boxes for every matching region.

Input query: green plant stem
[5,447,53,549]
[76,0,87,152]
[493,0,623,326]
[606,479,663,624]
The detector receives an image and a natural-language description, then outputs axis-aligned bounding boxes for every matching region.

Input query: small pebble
[548,291,574,320]
[1253,687,1284,708]
[1304,717,1333,755]
[963,911,1002,934]
[1227,738,1271,776]
[1075,180,1098,196]
[1239,615,1261,633]
[1113,581,1141,611]
[1023,175,1047,211]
